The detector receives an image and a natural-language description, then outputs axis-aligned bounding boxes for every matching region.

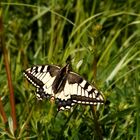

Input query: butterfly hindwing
[55,80,76,110]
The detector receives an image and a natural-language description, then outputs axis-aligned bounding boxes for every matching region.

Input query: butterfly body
[52,64,69,94]
[23,64,104,110]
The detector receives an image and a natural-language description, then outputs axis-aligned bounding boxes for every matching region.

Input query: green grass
[0,0,140,139]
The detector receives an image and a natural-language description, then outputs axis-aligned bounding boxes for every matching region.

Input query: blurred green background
[0,0,140,139]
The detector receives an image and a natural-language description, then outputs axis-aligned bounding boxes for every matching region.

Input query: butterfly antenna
[66,55,74,70]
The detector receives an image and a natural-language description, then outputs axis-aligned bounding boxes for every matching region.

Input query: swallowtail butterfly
[23,64,104,110]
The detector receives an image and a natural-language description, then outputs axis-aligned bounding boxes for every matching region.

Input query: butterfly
[23,64,104,110]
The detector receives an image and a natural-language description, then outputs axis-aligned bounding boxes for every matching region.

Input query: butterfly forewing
[23,65,60,99]
[67,72,104,105]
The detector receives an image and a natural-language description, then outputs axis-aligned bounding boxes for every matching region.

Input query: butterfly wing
[23,65,60,100]
[55,80,76,110]
[55,71,104,110]
[69,72,104,104]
